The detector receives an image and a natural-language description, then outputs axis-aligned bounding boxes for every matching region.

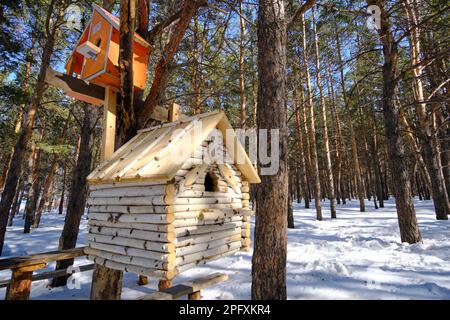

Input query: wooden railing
[138,273,229,300]
[1,247,229,300]
[0,247,93,300]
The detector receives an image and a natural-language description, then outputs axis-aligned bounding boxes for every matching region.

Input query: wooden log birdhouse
[65,4,151,100]
[85,110,261,281]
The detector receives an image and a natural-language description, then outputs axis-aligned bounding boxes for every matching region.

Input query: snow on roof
[87,110,261,184]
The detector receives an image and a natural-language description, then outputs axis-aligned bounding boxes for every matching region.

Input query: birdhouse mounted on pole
[65,4,151,93]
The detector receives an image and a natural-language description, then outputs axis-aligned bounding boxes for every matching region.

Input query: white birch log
[88,211,174,224]
[175,234,242,256]
[176,249,240,274]
[176,241,242,266]
[88,195,174,206]
[174,211,200,220]
[85,247,174,270]
[89,180,168,191]
[172,197,240,205]
[171,203,243,212]
[87,242,173,262]
[198,209,240,221]
[176,190,241,199]
[88,205,174,214]
[175,227,241,247]
[89,225,174,242]
[88,219,174,233]
[184,164,209,187]
[87,233,174,252]
[173,215,242,228]
[180,158,204,170]
[87,255,170,279]
[174,221,243,237]
[89,185,167,198]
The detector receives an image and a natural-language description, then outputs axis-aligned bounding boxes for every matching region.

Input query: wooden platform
[138,273,228,300]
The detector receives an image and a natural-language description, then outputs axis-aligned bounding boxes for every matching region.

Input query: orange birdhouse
[65,4,151,91]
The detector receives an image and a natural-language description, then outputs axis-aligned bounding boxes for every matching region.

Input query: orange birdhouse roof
[64,4,151,90]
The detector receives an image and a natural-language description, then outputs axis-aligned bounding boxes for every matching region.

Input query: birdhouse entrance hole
[94,37,102,47]
[204,172,219,192]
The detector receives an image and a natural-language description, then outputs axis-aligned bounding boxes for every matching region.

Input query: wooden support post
[188,291,201,300]
[168,103,180,122]
[101,86,117,162]
[90,264,123,300]
[158,279,172,291]
[91,87,123,300]
[6,263,46,300]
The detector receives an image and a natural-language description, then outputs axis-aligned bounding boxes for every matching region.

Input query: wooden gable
[87,110,261,184]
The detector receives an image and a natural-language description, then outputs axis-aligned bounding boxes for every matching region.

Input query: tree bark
[8,177,23,227]
[50,104,96,287]
[335,29,365,212]
[312,7,336,218]
[294,90,310,209]
[239,0,247,128]
[58,162,67,215]
[24,125,46,234]
[404,0,449,220]
[301,14,322,220]
[117,0,136,145]
[367,0,421,244]
[252,0,288,300]
[34,113,71,227]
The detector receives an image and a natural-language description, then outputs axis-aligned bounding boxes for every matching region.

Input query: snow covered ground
[1,198,449,300]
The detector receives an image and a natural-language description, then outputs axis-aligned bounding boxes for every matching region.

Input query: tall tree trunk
[294,90,310,209]
[335,30,365,212]
[367,0,421,244]
[0,0,59,255]
[287,177,295,228]
[298,84,313,204]
[192,15,200,114]
[252,0,288,300]
[327,66,346,205]
[301,14,322,220]
[58,163,67,215]
[404,0,449,220]
[117,0,136,145]
[24,125,46,234]
[137,0,149,38]
[312,7,336,218]
[239,0,246,128]
[51,105,96,287]
[8,177,23,227]
[370,108,385,208]
[34,114,71,227]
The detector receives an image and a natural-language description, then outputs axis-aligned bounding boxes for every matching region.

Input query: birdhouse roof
[92,4,151,49]
[87,110,261,184]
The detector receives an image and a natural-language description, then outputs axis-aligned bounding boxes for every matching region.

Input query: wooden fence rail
[138,273,229,300]
[0,247,90,300]
[1,247,229,300]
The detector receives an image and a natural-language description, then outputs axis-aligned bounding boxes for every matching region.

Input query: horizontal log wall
[86,134,253,280]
